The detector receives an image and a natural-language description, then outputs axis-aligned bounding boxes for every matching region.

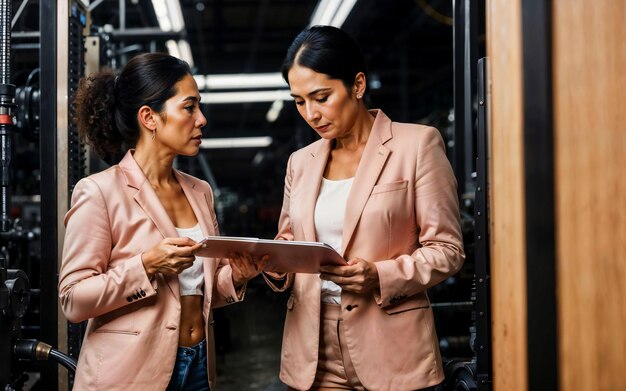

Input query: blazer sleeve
[58,178,157,323]
[374,127,465,307]
[262,153,296,292]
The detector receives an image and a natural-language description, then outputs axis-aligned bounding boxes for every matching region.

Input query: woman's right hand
[141,237,204,278]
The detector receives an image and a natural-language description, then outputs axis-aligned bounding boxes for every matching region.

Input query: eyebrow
[290,88,331,98]
[182,96,200,103]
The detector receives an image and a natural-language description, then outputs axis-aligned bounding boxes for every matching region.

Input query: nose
[305,103,320,122]
[197,109,207,128]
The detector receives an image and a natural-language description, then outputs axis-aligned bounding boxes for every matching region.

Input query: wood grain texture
[486,1,527,390]
[553,1,626,390]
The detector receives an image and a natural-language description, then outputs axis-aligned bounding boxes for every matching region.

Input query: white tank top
[174,223,205,296]
[314,177,354,304]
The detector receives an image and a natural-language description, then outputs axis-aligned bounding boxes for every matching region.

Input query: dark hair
[73,52,192,163]
[281,25,368,89]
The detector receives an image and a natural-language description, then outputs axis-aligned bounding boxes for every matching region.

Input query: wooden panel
[553,1,626,390]
[486,1,527,390]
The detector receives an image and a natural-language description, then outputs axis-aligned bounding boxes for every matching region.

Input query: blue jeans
[166,339,210,391]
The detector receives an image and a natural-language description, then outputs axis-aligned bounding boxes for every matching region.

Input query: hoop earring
[151,129,156,141]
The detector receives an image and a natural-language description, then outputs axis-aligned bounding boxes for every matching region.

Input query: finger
[188,242,206,254]
[166,237,198,246]
[347,258,363,266]
[319,265,345,275]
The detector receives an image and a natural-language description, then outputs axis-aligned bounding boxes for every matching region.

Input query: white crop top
[314,177,354,304]
[175,223,205,296]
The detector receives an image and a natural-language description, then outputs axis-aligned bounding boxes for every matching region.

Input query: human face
[153,74,207,156]
[287,64,359,140]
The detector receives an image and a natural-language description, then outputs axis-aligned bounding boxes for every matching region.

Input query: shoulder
[388,121,445,153]
[71,166,124,205]
[391,121,441,142]
[175,170,213,193]
[288,139,324,166]
[76,165,122,192]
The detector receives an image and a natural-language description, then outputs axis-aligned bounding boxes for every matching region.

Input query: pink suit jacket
[59,151,241,391]
[266,110,465,391]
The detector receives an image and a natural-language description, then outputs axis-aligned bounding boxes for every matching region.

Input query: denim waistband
[176,339,207,362]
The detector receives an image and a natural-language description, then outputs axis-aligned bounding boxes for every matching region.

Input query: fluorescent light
[152,0,172,31]
[200,90,292,104]
[331,0,357,27]
[177,40,194,67]
[196,73,287,90]
[152,0,185,31]
[165,39,194,67]
[309,0,357,27]
[165,0,185,31]
[194,75,206,90]
[165,40,180,58]
[200,137,273,149]
[266,99,284,123]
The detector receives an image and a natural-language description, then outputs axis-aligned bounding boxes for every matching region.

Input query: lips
[315,124,330,132]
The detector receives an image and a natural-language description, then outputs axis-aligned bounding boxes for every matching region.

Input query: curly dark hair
[73,71,121,163]
[73,53,192,164]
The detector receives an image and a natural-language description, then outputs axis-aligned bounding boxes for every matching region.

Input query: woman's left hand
[228,252,269,288]
[320,258,380,294]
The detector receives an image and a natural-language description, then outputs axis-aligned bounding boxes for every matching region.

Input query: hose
[13,339,78,373]
[48,348,78,372]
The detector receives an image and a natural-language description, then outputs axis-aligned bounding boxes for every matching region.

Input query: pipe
[13,339,78,373]
[0,0,11,85]
[0,0,14,233]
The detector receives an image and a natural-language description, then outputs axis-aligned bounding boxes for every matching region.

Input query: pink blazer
[59,151,241,391]
[266,110,465,390]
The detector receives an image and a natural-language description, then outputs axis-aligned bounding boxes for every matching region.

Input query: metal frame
[39,0,60,388]
[474,57,492,390]
[521,1,558,390]
[452,0,478,197]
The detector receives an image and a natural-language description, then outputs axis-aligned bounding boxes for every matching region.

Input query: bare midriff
[178,295,205,347]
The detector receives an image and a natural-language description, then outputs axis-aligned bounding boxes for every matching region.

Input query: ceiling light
[200,137,273,149]
[266,99,284,123]
[309,0,357,27]
[152,0,185,31]
[200,90,292,104]
[195,73,288,90]
[177,40,194,67]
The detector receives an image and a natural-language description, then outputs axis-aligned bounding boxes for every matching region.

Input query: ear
[137,105,157,131]
[353,72,367,99]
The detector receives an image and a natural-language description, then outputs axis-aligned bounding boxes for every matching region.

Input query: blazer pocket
[371,180,408,195]
[383,295,430,315]
[93,329,139,335]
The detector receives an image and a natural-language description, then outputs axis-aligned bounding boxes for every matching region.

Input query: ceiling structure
[11,0,457,236]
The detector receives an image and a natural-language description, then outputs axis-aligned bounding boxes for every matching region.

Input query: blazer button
[346,305,353,311]
[127,296,133,302]
[132,294,138,300]
[140,289,146,297]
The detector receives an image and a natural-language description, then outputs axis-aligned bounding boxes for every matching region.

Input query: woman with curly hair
[59,52,265,391]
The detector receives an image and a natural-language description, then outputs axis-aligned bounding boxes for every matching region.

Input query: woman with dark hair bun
[59,52,266,390]
[264,26,465,390]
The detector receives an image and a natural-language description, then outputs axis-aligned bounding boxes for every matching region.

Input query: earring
[151,129,156,140]
[357,94,363,99]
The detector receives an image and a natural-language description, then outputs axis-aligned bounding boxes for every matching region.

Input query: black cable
[48,348,78,372]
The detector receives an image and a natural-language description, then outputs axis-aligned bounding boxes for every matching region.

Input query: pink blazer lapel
[300,139,333,242]
[342,110,392,255]
[175,171,213,238]
[119,151,181,299]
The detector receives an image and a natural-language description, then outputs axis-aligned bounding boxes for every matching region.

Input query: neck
[334,108,375,151]
[132,145,176,187]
